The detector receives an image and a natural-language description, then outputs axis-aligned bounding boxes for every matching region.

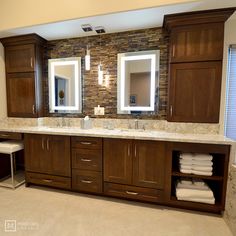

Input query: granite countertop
[0,125,234,145]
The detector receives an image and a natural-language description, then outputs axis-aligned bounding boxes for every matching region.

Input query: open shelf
[171,171,223,181]
[170,196,223,212]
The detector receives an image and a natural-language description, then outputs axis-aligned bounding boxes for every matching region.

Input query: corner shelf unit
[166,142,230,213]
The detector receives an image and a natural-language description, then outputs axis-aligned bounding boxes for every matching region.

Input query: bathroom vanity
[0,127,232,214]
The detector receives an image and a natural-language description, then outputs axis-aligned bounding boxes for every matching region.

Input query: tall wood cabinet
[0,34,46,117]
[163,8,235,123]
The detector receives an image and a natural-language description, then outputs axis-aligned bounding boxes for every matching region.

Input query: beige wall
[219,18,236,135]
[0,43,7,119]
[0,0,195,31]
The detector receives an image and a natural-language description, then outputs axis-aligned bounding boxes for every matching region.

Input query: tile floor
[0,186,232,236]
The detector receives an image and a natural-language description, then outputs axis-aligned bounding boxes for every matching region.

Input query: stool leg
[10,154,15,189]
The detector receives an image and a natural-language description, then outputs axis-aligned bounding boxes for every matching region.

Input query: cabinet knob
[30,57,33,68]
[46,138,50,151]
[170,105,173,117]
[43,179,53,183]
[41,138,45,150]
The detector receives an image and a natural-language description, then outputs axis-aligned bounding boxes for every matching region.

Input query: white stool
[0,140,24,189]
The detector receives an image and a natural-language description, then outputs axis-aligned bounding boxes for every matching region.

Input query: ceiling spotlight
[95,26,106,34]
[81,24,93,32]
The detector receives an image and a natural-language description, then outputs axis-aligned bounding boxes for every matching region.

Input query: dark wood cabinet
[71,137,103,194]
[5,44,35,73]
[25,134,71,180]
[163,8,235,123]
[104,139,132,185]
[0,34,46,117]
[104,139,166,194]
[6,73,37,117]
[133,141,165,189]
[168,62,222,123]
[170,23,224,63]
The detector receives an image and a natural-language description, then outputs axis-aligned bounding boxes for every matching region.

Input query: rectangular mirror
[48,57,82,113]
[117,50,160,114]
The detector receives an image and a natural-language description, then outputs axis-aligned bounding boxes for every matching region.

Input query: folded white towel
[180,168,192,174]
[177,182,209,191]
[176,187,214,199]
[180,153,194,160]
[180,164,213,172]
[192,170,212,176]
[193,179,206,187]
[179,179,192,185]
[177,197,215,205]
[193,154,213,161]
[192,166,213,172]
[180,159,213,167]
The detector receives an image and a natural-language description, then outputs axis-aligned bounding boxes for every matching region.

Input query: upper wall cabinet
[170,23,224,63]
[163,8,235,123]
[0,34,47,118]
[5,44,35,73]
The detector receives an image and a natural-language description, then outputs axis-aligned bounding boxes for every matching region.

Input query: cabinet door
[170,23,224,63]
[168,61,222,123]
[7,73,37,117]
[104,138,132,185]
[49,136,71,177]
[5,44,35,73]
[133,141,166,189]
[24,134,49,173]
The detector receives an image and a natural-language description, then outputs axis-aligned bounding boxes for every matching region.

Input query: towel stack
[176,178,215,204]
[179,153,213,176]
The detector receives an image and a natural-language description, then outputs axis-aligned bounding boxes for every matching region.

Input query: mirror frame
[117,50,160,114]
[48,57,82,113]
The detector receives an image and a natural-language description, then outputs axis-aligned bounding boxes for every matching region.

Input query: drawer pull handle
[126,191,138,196]
[43,179,53,183]
[81,158,92,162]
[81,180,93,184]
[0,134,10,137]
[80,142,92,145]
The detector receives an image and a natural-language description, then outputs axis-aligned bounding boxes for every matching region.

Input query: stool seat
[0,140,24,154]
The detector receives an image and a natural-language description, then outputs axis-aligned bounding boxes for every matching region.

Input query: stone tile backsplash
[1,117,220,134]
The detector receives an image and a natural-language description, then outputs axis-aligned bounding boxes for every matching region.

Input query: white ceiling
[0,0,235,40]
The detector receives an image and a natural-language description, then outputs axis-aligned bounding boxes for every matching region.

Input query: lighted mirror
[48,57,82,113]
[117,50,160,114]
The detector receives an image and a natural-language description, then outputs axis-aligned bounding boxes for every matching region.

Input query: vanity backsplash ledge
[1,117,220,134]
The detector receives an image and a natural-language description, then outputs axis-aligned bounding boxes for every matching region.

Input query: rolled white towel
[179,179,192,185]
[177,197,215,205]
[176,187,214,199]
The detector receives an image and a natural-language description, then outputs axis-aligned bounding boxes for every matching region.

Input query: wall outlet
[94,106,105,115]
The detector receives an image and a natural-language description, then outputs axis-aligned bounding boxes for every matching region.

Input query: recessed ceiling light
[95,26,106,34]
[81,24,93,32]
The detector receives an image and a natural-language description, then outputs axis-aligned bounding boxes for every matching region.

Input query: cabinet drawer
[104,182,163,203]
[26,172,71,190]
[72,149,102,171]
[71,137,102,150]
[0,132,22,140]
[72,170,102,193]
